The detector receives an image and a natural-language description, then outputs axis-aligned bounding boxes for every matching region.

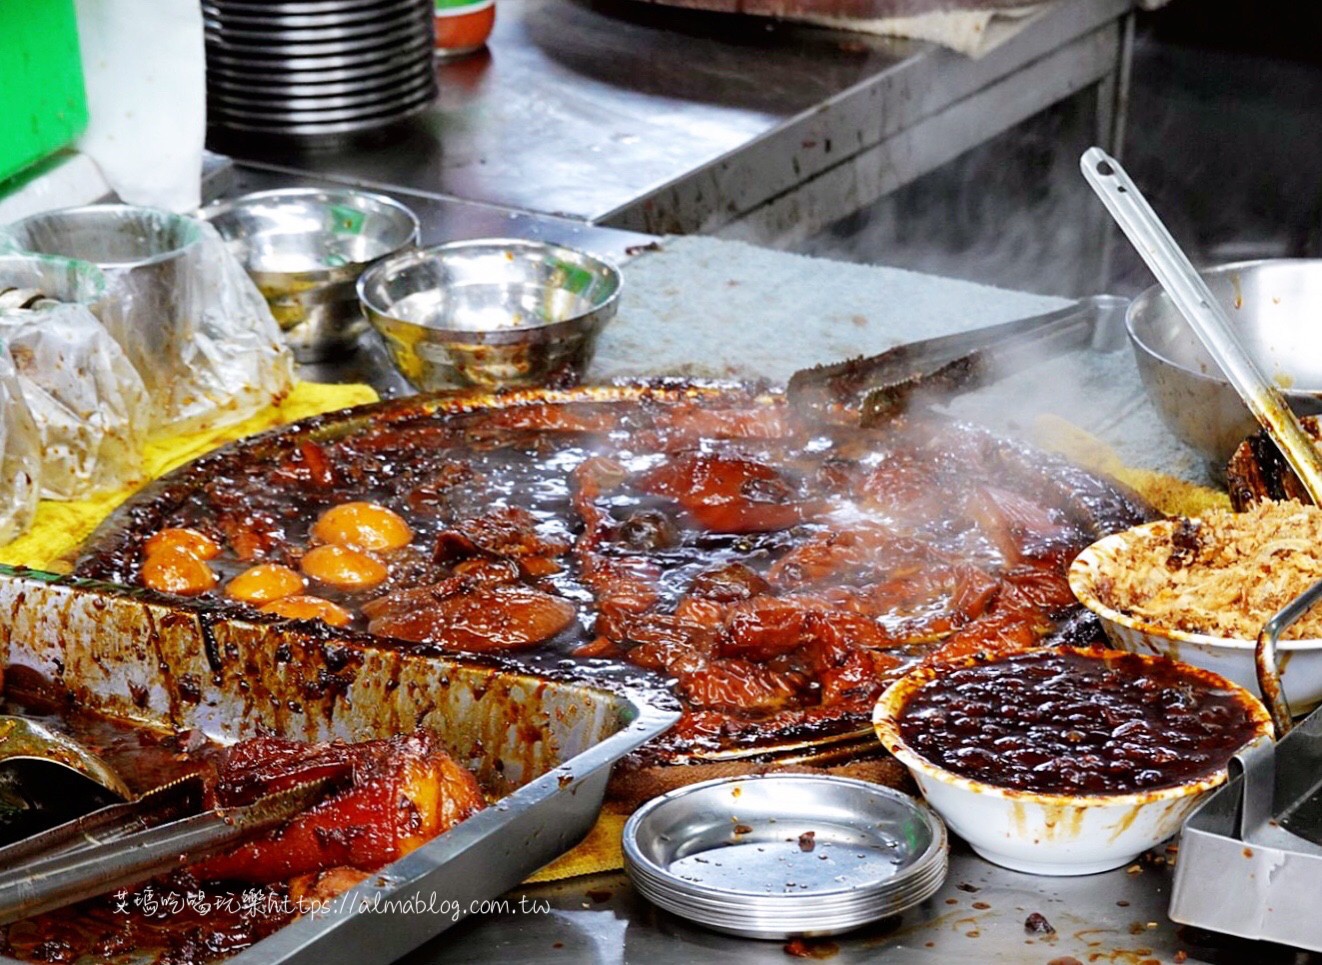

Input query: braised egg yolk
[226,563,305,604]
[144,527,220,560]
[261,595,352,627]
[300,544,388,590]
[311,502,412,552]
[141,546,217,596]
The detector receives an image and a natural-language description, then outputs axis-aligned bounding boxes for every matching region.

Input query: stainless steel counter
[232,0,1133,247]
[399,843,1274,965]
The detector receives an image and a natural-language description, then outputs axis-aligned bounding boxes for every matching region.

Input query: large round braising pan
[75,383,1152,764]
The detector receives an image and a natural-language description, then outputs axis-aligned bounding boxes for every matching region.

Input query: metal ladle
[0,716,132,845]
[1081,146,1322,504]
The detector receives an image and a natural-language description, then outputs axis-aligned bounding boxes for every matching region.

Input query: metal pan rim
[209,74,435,114]
[208,95,432,137]
[207,68,433,105]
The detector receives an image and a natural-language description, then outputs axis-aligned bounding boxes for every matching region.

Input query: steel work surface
[405,841,1315,965]
[230,0,1130,245]
[193,169,1305,964]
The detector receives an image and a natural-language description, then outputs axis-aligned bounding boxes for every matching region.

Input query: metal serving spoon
[1081,146,1322,504]
[0,715,133,845]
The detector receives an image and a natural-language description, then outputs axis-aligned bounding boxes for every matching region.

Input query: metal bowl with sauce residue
[357,238,621,390]
[1127,259,1322,470]
[201,187,419,362]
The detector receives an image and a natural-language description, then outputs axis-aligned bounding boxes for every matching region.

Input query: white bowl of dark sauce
[874,647,1273,876]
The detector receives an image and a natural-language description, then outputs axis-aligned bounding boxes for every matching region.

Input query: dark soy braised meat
[76,387,1151,759]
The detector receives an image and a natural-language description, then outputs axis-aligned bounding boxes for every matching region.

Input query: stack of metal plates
[203,0,437,145]
[623,774,949,939]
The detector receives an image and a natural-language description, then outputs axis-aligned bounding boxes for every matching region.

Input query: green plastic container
[0,0,88,185]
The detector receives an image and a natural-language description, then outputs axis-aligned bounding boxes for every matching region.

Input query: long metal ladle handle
[1081,147,1322,504]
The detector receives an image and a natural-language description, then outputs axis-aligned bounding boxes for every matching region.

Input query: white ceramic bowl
[873,647,1273,876]
[1069,520,1322,714]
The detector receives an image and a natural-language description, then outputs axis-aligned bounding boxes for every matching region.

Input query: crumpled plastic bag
[0,345,42,545]
[3,207,295,435]
[0,302,150,500]
[91,219,296,434]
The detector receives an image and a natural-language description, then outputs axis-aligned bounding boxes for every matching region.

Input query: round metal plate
[208,74,435,123]
[206,0,423,14]
[623,774,949,940]
[209,72,435,116]
[205,19,426,57]
[207,65,434,108]
[202,0,419,29]
[204,45,429,87]
[205,62,431,99]
[203,12,424,44]
[204,39,431,74]
[208,89,434,138]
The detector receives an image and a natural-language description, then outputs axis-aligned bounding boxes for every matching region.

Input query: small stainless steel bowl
[622,773,948,939]
[1127,258,1322,470]
[0,252,106,307]
[357,238,622,390]
[201,187,419,362]
[5,203,202,271]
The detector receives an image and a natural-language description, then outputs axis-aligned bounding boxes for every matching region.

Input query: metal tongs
[1225,578,1322,849]
[0,773,332,925]
[786,295,1128,425]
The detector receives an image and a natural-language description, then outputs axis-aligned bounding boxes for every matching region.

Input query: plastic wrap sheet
[0,302,149,500]
[4,207,295,434]
[105,219,297,434]
[0,346,41,546]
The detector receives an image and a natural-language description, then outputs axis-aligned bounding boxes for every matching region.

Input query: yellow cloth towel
[1031,415,1230,517]
[0,381,379,573]
[524,809,630,884]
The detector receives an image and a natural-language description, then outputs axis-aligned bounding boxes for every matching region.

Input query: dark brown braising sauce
[76,391,1150,757]
[898,649,1262,794]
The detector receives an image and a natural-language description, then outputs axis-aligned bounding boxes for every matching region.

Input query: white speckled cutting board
[593,236,1211,484]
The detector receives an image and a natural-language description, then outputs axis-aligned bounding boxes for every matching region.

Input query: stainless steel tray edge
[1170,708,1322,953]
[0,565,679,965]
[232,704,667,965]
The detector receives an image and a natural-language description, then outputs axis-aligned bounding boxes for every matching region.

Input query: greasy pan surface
[76,381,1152,762]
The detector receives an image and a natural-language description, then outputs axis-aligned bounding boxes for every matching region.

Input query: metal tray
[0,565,678,964]
[1171,704,1322,953]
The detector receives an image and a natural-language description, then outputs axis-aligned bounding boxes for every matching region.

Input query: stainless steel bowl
[0,252,106,306]
[358,239,622,390]
[1127,259,1322,470]
[6,204,202,271]
[201,188,419,362]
